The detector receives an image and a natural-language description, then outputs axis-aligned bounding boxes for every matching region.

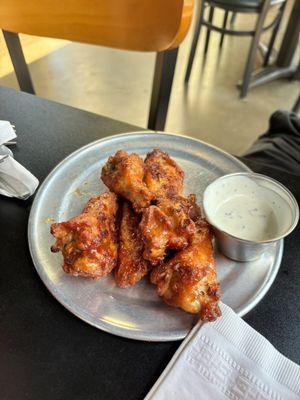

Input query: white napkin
[0,121,39,199]
[0,120,16,143]
[146,303,300,400]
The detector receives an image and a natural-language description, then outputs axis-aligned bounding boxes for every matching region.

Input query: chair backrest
[0,0,194,51]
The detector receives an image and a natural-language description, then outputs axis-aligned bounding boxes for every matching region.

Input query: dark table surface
[0,87,299,400]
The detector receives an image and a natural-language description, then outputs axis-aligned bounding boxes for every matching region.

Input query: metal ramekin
[203,172,299,262]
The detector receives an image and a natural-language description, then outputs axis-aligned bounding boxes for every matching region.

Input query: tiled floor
[0,3,299,155]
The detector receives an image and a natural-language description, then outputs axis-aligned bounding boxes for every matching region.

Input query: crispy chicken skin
[144,149,184,198]
[51,147,221,321]
[115,201,151,288]
[50,192,119,279]
[101,150,153,212]
[151,218,221,321]
[140,194,199,266]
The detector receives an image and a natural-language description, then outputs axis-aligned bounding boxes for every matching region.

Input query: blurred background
[0,0,299,155]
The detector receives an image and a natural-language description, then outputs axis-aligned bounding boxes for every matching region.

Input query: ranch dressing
[204,175,286,241]
[203,173,299,261]
[215,196,278,241]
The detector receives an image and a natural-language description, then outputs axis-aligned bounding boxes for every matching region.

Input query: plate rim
[28,131,282,341]
[31,131,253,188]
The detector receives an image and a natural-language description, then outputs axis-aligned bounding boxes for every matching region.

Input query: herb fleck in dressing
[215,196,278,241]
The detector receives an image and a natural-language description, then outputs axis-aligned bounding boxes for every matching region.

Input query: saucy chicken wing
[101,150,153,212]
[140,194,199,265]
[151,218,221,321]
[144,148,184,198]
[115,201,151,287]
[50,192,119,279]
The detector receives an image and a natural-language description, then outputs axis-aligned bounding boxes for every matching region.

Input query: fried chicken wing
[50,192,119,279]
[115,201,151,288]
[151,218,221,321]
[101,150,153,212]
[140,194,200,265]
[144,148,184,198]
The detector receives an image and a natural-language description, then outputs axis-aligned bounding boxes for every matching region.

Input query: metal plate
[28,132,283,341]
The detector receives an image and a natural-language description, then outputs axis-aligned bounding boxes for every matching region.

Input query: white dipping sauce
[203,175,289,241]
[215,195,278,241]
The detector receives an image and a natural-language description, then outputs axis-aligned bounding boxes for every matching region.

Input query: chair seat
[208,0,285,12]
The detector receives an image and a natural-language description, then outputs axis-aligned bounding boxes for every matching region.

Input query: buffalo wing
[144,148,184,199]
[140,195,199,265]
[151,218,221,321]
[51,192,119,279]
[115,201,150,287]
[101,150,153,212]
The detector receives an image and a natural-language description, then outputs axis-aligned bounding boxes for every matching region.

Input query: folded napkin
[0,120,16,143]
[0,120,39,199]
[146,303,300,400]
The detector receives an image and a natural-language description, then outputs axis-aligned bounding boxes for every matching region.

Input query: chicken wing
[144,148,184,199]
[151,218,221,321]
[140,194,199,265]
[115,201,151,287]
[101,150,153,212]
[50,192,119,279]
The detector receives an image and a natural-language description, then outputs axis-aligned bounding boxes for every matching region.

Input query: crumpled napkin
[146,303,300,400]
[0,121,39,199]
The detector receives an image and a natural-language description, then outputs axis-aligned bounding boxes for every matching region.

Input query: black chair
[292,61,300,114]
[185,0,287,98]
[293,95,300,114]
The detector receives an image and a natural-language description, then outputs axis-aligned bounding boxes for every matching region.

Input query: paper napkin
[0,121,39,199]
[0,120,16,144]
[146,303,300,400]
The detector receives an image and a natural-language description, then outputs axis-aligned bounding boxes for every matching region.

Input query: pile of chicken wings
[51,149,221,321]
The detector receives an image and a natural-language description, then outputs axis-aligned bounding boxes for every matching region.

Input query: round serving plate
[28,132,283,341]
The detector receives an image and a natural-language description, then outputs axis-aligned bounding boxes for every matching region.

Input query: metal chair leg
[219,10,229,48]
[263,2,287,66]
[292,94,300,114]
[230,12,237,26]
[2,30,35,94]
[185,0,205,82]
[147,48,178,131]
[204,7,215,55]
[294,59,300,80]
[240,0,271,98]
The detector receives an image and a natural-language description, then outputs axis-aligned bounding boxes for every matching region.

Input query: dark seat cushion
[208,0,285,12]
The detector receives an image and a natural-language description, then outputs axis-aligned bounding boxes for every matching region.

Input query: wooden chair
[0,0,194,130]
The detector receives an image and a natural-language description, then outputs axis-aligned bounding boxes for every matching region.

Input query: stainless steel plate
[28,132,283,341]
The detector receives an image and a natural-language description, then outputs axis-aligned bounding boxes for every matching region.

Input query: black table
[1,87,299,400]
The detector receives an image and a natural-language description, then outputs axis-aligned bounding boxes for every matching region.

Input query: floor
[0,3,299,155]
